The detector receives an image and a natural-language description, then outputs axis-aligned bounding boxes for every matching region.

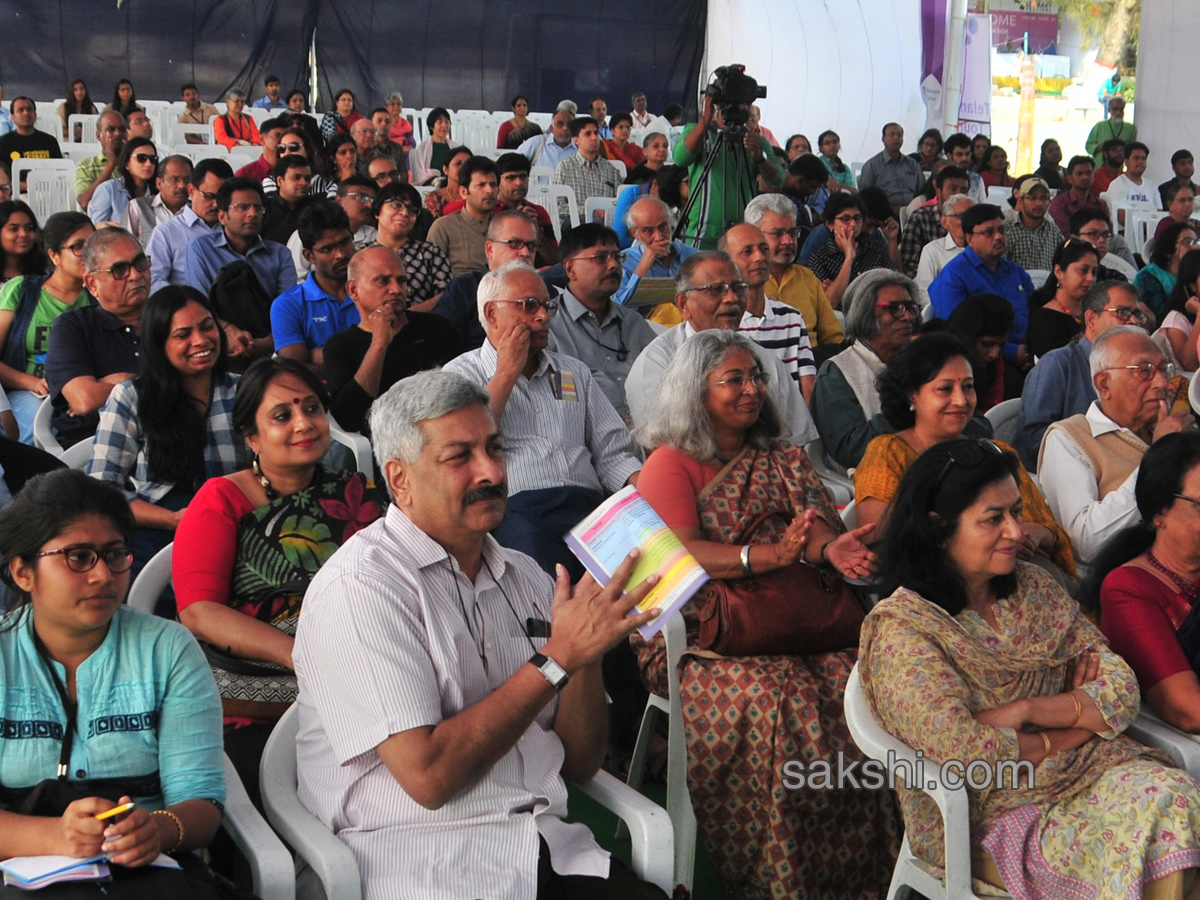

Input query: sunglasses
[133,153,159,166]
[95,254,151,279]
[278,142,305,153]
[934,439,1005,495]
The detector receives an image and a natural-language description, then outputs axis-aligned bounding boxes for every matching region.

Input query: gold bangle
[1040,731,1052,756]
[152,809,184,854]
[1069,692,1083,729]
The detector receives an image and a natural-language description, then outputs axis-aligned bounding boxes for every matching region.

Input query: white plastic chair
[1126,709,1200,774]
[525,184,580,242]
[1129,210,1168,257]
[262,703,675,898]
[985,397,1022,445]
[221,754,297,900]
[25,169,76,220]
[1024,269,1051,290]
[607,159,627,180]
[844,664,1008,900]
[37,112,63,140]
[32,396,63,455]
[803,437,853,506]
[328,414,375,482]
[11,158,75,203]
[61,143,101,162]
[623,612,696,891]
[584,196,617,227]
[67,113,97,143]
[60,439,93,470]
[530,165,554,186]
[126,543,173,614]
[986,186,1011,205]
[174,123,213,144]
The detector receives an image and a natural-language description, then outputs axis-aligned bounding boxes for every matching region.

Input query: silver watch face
[539,656,568,686]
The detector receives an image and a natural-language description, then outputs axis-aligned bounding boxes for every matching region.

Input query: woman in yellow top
[855,331,1075,581]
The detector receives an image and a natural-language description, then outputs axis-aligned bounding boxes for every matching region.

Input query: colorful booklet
[566,485,710,639]
[0,855,110,889]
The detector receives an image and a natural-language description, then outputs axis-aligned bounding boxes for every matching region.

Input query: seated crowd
[6,73,1200,900]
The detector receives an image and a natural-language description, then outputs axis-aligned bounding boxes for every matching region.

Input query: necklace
[1050,302,1082,322]
[1146,550,1200,602]
[252,457,320,501]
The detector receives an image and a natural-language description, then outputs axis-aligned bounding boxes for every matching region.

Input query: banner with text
[959,13,993,137]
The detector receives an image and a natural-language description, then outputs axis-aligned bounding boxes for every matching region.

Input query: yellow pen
[94,801,135,821]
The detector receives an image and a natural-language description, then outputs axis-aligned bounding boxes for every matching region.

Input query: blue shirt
[1014,336,1095,471]
[615,241,698,306]
[0,605,224,810]
[0,109,12,137]
[183,228,297,299]
[928,247,1034,360]
[516,133,577,169]
[270,272,360,351]
[252,96,288,110]
[431,269,487,349]
[613,183,650,249]
[148,206,219,294]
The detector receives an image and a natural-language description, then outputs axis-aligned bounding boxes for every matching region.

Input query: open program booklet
[566,485,710,639]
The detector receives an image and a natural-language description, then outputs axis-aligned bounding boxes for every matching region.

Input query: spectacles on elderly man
[1101,306,1149,325]
[1101,361,1176,382]
[491,297,559,316]
[682,281,750,300]
[875,299,920,319]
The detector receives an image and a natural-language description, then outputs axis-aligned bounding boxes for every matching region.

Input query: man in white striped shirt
[293,370,668,900]
[444,260,642,579]
[719,223,816,402]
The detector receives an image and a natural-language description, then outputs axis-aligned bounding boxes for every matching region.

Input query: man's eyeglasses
[230,203,266,215]
[763,227,801,240]
[969,226,1005,239]
[1102,361,1176,382]
[36,545,134,574]
[490,238,540,252]
[491,297,559,316]
[571,251,627,265]
[160,175,189,186]
[682,281,750,300]
[374,170,401,182]
[95,255,151,279]
[712,371,770,390]
[342,192,374,205]
[132,153,158,166]
[934,439,1005,495]
[195,188,218,202]
[278,142,304,153]
[1102,306,1150,325]
[875,300,920,319]
[1079,229,1114,240]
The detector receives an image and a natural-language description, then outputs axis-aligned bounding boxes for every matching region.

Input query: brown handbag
[696,511,866,657]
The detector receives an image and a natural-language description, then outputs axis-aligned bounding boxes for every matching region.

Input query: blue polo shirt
[270,272,360,352]
[928,247,1034,360]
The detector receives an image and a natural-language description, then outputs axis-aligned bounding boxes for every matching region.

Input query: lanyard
[32,631,77,781]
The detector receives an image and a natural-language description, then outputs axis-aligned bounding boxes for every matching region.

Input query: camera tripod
[673,127,758,246]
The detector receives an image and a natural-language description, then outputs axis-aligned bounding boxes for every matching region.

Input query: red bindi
[293,397,302,404]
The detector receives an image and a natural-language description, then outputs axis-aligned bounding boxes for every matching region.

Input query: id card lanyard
[32,631,77,780]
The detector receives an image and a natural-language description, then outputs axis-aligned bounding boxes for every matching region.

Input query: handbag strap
[32,631,77,781]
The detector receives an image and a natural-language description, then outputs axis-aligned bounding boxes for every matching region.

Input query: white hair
[225,88,246,102]
[624,195,671,234]
[476,259,540,328]
[556,100,578,115]
[942,194,974,217]
[385,91,404,105]
[1089,325,1157,379]
[744,193,797,228]
[368,370,490,467]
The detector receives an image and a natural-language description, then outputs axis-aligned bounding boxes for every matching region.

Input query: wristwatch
[529,652,570,690]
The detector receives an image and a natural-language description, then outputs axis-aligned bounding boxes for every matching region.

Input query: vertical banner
[920,0,950,129]
[1016,51,1037,175]
[958,13,992,137]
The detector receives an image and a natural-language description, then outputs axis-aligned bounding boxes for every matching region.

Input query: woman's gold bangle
[1040,731,1052,756]
[152,808,184,854]
[1069,692,1083,729]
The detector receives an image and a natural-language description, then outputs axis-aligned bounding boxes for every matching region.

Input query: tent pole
[309,32,319,111]
[942,0,969,136]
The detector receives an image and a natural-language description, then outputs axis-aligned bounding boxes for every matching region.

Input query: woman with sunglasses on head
[86,138,158,227]
[1027,238,1101,359]
[173,357,386,800]
[855,332,1074,581]
[860,437,1200,900]
[631,328,901,900]
[0,470,226,886]
[0,200,47,285]
[1138,221,1200,324]
[88,286,247,608]
[262,127,336,200]
[0,212,93,444]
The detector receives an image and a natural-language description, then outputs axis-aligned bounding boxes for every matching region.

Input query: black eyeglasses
[133,153,159,166]
[571,251,626,265]
[1078,229,1114,240]
[95,255,151,279]
[933,439,1005,495]
[278,142,304,153]
[491,297,559,316]
[1102,306,1149,325]
[874,300,920,320]
[36,545,134,574]
[491,238,540,252]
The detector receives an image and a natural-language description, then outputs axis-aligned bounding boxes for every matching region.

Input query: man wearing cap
[1004,176,1062,273]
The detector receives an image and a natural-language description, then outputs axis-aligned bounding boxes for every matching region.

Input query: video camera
[704,64,767,133]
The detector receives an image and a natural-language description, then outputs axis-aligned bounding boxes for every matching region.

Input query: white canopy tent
[1134,1,1200,186]
[703,0,929,164]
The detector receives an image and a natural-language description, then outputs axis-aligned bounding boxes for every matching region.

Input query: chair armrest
[221,755,295,900]
[1127,711,1200,775]
[259,761,362,900]
[328,415,375,483]
[573,769,674,892]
